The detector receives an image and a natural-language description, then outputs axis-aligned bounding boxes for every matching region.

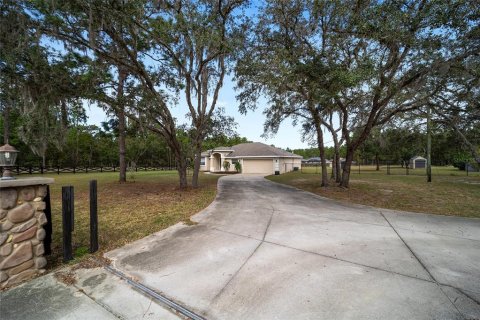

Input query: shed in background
[409,156,426,169]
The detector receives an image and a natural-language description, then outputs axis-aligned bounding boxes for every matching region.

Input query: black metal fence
[12,165,176,175]
[301,162,479,176]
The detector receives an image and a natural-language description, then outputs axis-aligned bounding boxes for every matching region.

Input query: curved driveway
[106,175,480,319]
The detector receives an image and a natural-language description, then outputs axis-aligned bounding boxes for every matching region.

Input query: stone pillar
[0,178,54,288]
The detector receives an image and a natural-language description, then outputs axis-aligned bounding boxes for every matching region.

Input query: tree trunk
[338,112,379,187]
[177,156,188,189]
[323,113,343,184]
[426,105,432,182]
[331,153,336,181]
[166,137,188,189]
[60,99,68,129]
[331,152,342,182]
[335,151,342,183]
[375,153,380,171]
[117,70,127,183]
[74,128,79,167]
[3,105,10,144]
[118,106,127,183]
[340,147,355,188]
[330,135,341,182]
[331,135,342,183]
[191,146,202,188]
[315,124,329,187]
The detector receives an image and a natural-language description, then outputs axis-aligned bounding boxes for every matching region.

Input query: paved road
[105,175,480,319]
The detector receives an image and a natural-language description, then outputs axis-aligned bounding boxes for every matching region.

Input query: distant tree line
[0,106,249,168]
[292,146,346,161]
[294,127,478,171]
[358,127,479,170]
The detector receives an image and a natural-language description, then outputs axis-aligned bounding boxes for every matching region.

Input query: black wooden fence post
[62,186,74,262]
[89,180,99,253]
[44,186,53,255]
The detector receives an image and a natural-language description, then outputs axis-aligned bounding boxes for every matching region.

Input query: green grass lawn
[22,170,221,269]
[267,166,480,218]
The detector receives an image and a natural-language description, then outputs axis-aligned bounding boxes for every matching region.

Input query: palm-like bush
[234,161,242,173]
[223,160,231,171]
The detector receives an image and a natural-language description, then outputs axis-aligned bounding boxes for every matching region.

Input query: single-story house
[200,142,302,175]
[409,156,426,169]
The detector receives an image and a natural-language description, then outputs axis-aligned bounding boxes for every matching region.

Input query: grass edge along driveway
[267,166,480,219]
[28,171,222,269]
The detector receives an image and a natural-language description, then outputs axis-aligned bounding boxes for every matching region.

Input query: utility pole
[426,105,432,182]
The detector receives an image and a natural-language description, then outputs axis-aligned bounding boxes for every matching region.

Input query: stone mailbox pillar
[0,178,54,288]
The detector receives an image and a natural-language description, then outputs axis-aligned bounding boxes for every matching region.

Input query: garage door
[242,159,273,175]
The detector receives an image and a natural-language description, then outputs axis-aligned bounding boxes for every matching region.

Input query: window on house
[200,157,206,166]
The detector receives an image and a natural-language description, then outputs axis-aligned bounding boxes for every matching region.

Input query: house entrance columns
[210,153,222,172]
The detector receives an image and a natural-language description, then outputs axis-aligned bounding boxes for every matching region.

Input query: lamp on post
[0,143,19,180]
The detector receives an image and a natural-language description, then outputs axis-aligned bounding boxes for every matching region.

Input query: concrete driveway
[106,175,480,319]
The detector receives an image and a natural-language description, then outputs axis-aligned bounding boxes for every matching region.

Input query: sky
[85,76,322,150]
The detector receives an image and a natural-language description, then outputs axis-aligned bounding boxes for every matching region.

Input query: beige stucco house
[200,142,302,175]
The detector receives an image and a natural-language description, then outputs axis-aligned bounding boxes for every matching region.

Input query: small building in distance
[409,156,427,169]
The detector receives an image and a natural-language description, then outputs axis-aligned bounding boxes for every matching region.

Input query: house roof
[221,142,302,158]
[212,146,233,151]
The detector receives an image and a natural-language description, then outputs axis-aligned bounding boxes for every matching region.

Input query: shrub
[223,160,231,171]
[234,161,242,172]
[452,153,472,171]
